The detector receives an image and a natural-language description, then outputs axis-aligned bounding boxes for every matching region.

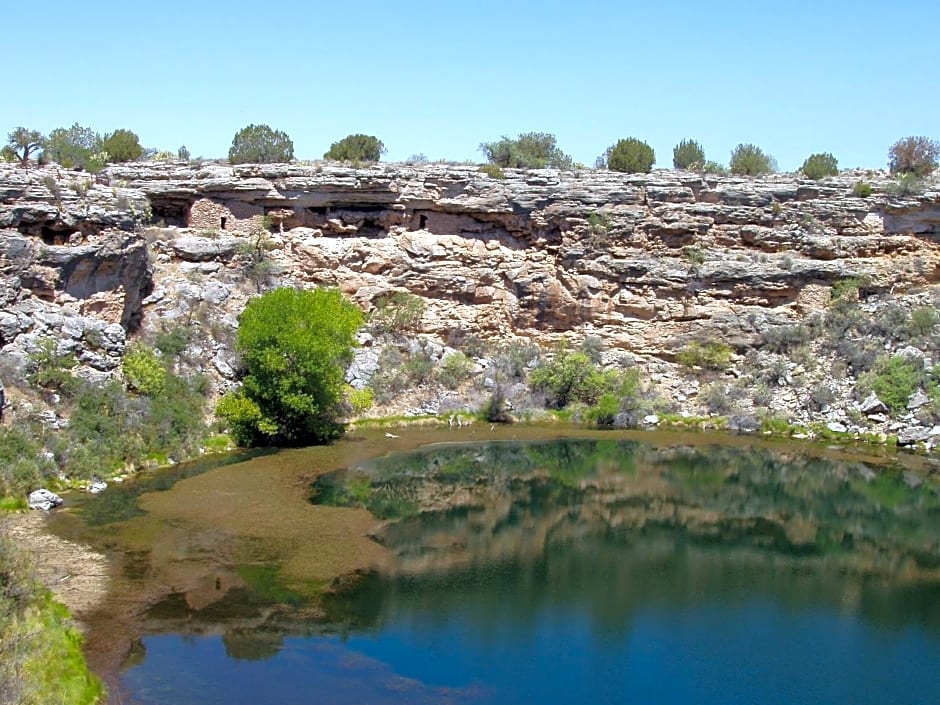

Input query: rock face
[2,160,940,441]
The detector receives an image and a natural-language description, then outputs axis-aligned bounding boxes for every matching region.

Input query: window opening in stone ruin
[419,214,428,229]
[220,217,227,230]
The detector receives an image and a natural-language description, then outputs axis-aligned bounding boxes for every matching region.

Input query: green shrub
[122,343,167,396]
[729,143,776,176]
[702,161,727,175]
[676,341,733,371]
[529,350,606,408]
[101,129,143,163]
[479,132,572,169]
[27,339,80,397]
[439,352,475,389]
[672,139,705,169]
[760,324,812,353]
[586,392,621,425]
[852,181,873,197]
[479,163,506,179]
[5,127,44,166]
[44,123,102,170]
[0,423,54,497]
[887,173,925,196]
[216,287,363,446]
[700,383,733,414]
[888,136,939,177]
[602,138,655,174]
[369,292,426,336]
[493,339,540,380]
[228,124,294,164]
[801,152,839,180]
[858,355,922,413]
[324,134,385,162]
[909,306,940,337]
[347,387,374,415]
[830,276,869,303]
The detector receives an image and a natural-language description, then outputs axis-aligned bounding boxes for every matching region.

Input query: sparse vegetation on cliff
[479,132,573,170]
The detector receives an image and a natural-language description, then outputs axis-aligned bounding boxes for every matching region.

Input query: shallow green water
[103,438,940,704]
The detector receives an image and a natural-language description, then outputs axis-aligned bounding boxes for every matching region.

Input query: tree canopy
[324,133,385,162]
[101,129,144,163]
[228,124,295,164]
[602,138,655,173]
[479,132,572,170]
[889,136,939,177]
[216,287,363,446]
[44,124,103,170]
[729,143,777,176]
[672,139,705,170]
[5,127,44,166]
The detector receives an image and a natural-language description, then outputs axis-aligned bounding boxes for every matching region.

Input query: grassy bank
[0,528,105,705]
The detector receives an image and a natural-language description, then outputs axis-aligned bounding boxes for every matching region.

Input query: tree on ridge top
[229,124,294,164]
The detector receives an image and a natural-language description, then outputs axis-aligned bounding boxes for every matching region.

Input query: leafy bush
[479,132,572,169]
[369,292,426,336]
[323,134,385,162]
[101,129,143,163]
[216,287,363,446]
[439,352,475,389]
[672,139,705,170]
[909,306,939,337]
[122,343,167,396]
[44,124,102,170]
[888,136,939,176]
[228,124,294,164]
[602,138,655,174]
[529,349,612,408]
[852,181,873,197]
[729,143,776,176]
[702,161,727,175]
[830,276,869,303]
[493,339,540,380]
[858,355,923,413]
[27,339,80,397]
[700,383,734,414]
[347,387,374,415]
[760,324,812,353]
[368,344,435,403]
[887,173,925,196]
[479,164,506,179]
[801,152,839,180]
[0,423,54,497]
[676,341,733,371]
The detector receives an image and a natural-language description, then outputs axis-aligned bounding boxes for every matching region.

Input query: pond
[56,433,940,704]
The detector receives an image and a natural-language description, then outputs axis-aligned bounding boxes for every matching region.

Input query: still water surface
[110,439,940,704]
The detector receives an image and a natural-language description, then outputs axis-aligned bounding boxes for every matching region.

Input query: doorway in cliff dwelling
[418,214,428,230]
[220,217,227,230]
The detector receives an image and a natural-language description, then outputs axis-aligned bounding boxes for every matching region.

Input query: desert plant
[228,124,294,164]
[178,145,191,161]
[672,139,705,170]
[324,134,385,162]
[5,127,44,166]
[676,341,733,371]
[479,164,505,179]
[43,124,102,170]
[852,181,873,197]
[369,292,426,336]
[122,343,167,396]
[529,349,607,408]
[479,132,572,169]
[909,306,940,337]
[830,276,869,303]
[101,129,143,163]
[858,355,923,413]
[801,152,839,180]
[602,138,655,174]
[888,136,939,177]
[439,352,475,389]
[729,143,776,176]
[887,173,925,196]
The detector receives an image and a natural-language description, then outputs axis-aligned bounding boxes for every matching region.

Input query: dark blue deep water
[120,439,940,704]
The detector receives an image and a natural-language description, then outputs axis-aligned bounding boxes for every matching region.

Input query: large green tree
[729,143,776,176]
[44,123,102,170]
[216,287,363,446]
[479,132,572,169]
[602,137,655,173]
[228,124,294,164]
[324,133,385,162]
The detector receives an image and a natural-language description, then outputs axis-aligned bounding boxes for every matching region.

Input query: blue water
[119,439,940,704]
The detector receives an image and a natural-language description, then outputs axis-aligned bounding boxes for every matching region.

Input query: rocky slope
[2,161,940,444]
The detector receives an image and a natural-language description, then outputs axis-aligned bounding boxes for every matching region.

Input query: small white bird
[384,432,400,438]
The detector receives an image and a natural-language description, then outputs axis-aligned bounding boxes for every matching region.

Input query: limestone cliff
[2,161,940,437]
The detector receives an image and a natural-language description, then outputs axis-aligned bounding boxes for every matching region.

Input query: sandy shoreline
[3,510,110,623]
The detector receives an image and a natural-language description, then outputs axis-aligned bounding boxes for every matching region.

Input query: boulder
[28,488,64,511]
[907,389,930,410]
[858,392,888,415]
[896,426,931,447]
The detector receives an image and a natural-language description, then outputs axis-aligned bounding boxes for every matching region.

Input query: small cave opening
[149,197,192,228]
[220,217,227,230]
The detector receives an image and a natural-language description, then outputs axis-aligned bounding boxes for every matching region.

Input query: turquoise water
[120,439,940,704]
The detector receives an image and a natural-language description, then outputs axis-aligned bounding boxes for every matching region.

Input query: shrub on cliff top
[324,133,385,162]
[801,152,839,180]
[6,127,45,166]
[44,123,102,170]
[729,143,776,176]
[228,124,294,164]
[602,138,655,174]
[479,132,573,170]
[888,136,939,177]
[673,139,705,170]
[101,129,144,163]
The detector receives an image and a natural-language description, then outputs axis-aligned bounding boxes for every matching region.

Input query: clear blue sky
[4,0,937,171]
